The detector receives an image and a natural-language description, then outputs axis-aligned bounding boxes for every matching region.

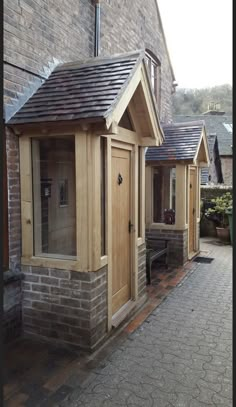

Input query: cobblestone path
[62,239,232,407]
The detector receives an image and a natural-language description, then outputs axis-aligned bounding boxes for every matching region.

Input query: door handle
[193,208,195,215]
[128,220,134,233]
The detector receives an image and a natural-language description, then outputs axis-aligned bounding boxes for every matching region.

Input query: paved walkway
[4,239,232,406]
[61,239,232,407]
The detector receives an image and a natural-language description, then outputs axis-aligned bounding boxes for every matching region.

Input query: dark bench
[146,237,170,285]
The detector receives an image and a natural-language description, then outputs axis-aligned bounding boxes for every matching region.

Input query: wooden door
[189,168,196,254]
[112,147,131,315]
[47,150,76,256]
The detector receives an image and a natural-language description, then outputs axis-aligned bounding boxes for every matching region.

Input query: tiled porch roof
[146,121,205,162]
[7,51,143,125]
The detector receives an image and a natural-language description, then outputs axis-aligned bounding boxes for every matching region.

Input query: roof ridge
[54,50,145,72]
[162,120,205,127]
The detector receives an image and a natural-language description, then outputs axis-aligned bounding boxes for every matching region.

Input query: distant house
[175,111,232,186]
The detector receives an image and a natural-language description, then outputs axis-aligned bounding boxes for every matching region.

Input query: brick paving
[4,238,232,406]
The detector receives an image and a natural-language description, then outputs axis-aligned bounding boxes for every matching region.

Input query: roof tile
[8,52,142,125]
[146,121,204,162]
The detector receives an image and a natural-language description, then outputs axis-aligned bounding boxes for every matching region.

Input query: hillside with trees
[173,84,232,115]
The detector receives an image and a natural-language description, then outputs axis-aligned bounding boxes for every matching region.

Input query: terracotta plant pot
[216,227,230,243]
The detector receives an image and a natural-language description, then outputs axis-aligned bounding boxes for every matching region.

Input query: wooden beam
[106,137,112,331]
[87,133,102,271]
[105,65,142,130]
[21,256,81,271]
[133,144,138,300]
[175,164,186,229]
[140,147,145,241]
[145,165,152,227]
[32,139,42,256]
[10,119,104,136]
[128,98,145,139]
[75,131,88,270]
[19,136,33,257]
[140,137,159,146]
[194,128,210,165]
[146,159,193,166]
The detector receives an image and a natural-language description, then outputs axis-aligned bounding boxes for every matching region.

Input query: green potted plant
[205,192,232,243]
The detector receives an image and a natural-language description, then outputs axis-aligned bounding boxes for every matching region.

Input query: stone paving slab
[4,239,232,406]
[60,239,232,407]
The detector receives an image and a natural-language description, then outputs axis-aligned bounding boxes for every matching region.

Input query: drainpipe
[94,0,101,57]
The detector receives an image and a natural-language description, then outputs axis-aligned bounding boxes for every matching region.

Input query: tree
[173,84,232,115]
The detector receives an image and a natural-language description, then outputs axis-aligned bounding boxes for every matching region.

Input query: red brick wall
[4,127,22,342]
[6,127,21,272]
[4,0,174,123]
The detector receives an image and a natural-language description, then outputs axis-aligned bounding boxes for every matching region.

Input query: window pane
[32,137,76,258]
[153,168,163,223]
[153,167,175,224]
[145,51,161,109]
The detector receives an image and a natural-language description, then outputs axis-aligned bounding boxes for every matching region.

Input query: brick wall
[3,127,22,343]
[146,229,188,266]
[220,157,232,186]
[5,127,21,272]
[4,0,174,123]
[138,243,147,298]
[21,265,108,351]
[4,0,95,121]
[3,274,23,342]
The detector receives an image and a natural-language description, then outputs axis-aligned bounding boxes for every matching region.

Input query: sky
[157,0,232,89]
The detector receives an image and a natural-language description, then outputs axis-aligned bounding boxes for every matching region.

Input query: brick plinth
[4,127,22,343]
[138,243,147,297]
[22,265,108,351]
[3,273,23,342]
[146,229,188,266]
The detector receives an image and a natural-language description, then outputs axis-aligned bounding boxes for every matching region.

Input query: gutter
[94,0,101,57]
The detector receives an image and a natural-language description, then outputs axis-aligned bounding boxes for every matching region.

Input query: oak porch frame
[146,163,189,231]
[145,163,201,259]
[19,130,103,272]
[19,125,146,331]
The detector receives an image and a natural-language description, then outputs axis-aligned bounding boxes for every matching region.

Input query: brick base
[21,265,108,351]
[3,272,23,343]
[146,229,188,266]
[138,243,147,296]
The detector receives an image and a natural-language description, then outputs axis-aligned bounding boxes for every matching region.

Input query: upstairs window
[145,50,161,110]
